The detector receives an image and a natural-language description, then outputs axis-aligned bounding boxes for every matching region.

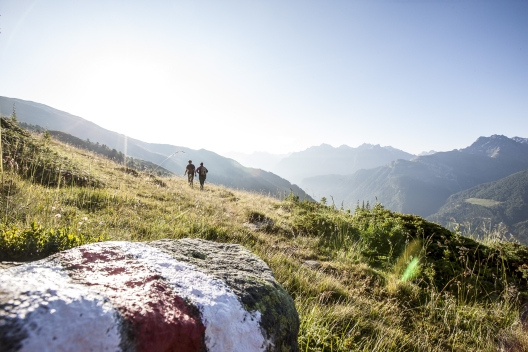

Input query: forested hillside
[429,169,528,244]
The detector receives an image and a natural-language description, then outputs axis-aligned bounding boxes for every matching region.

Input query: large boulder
[0,239,299,352]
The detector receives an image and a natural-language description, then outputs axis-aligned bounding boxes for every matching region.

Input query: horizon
[1,1,527,155]
[1,94,526,158]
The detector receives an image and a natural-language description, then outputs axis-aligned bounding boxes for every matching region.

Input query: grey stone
[243,219,274,231]
[0,262,24,270]
[148,238,300,352]
[0,239,300,352]
[302,260,322,270]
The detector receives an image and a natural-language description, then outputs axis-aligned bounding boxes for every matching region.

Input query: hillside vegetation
[0,96,311,200]
[18,122,174,177]
[1,117,528,351]
[429,169,528,244]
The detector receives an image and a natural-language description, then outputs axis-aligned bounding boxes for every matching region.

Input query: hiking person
[184,160,196,187]
[195,162,208,190]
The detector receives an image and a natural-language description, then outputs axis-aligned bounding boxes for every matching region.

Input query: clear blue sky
[1,0,527,154]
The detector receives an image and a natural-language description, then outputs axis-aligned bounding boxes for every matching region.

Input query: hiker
[184,160,196,187]
[195,162,208,190]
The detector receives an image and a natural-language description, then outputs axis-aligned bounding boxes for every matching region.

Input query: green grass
[465,198,503,207]
[0,222,107,261]
[1,117,528,351]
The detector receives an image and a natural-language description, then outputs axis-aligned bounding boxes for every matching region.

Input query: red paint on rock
[130,278,205,352]
[63,245,206,352]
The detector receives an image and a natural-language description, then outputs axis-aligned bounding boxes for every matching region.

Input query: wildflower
[54,214,61,218]
[78,222,83,226]
[82,217,88,221]
[51,206,56,211]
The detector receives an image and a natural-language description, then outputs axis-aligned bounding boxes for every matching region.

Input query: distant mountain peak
[357,143,378,149]
[462,135,528,158]
[513,137,528,144]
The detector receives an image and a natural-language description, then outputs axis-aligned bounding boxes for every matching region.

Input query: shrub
[0,222,108,261]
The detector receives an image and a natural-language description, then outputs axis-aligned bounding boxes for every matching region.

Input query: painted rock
[0,239,299,352]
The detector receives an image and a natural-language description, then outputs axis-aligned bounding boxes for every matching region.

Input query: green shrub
[0,222,108,261]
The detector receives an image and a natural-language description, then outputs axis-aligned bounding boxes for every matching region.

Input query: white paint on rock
[113,241,270,352]
[1,242,272,352]
[0,259,121,352]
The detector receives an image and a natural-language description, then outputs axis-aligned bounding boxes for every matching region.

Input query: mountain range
[272,143,415,184]
[0,96,311,200]
[302,135,528,218]
[3,96,528,243]
[222,151,290,172]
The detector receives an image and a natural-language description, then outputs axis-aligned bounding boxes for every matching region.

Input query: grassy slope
[1,97,313,201]
[1,118,528,351]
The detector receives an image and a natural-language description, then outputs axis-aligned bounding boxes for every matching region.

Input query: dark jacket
[196,166,208,178]
[185,163,196,175]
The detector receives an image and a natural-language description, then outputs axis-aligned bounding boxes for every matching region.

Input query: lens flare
[401,257,420,282]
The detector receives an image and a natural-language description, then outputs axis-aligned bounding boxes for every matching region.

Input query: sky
[0,0,527,155]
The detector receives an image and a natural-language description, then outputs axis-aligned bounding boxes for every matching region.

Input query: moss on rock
[148,238,300,352]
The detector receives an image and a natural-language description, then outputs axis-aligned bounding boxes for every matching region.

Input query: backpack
[200,167,207,176]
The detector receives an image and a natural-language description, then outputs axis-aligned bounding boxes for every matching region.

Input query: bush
[0,222,107,261]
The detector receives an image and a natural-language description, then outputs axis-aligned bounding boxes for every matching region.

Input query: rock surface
[0,262,23,270]
[0,239,299,352]
[302,260,322,270]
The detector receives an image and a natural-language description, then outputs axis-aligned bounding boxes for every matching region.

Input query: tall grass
[1,118,527,351]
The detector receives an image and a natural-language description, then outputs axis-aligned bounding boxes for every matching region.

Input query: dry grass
[1,119,527,351]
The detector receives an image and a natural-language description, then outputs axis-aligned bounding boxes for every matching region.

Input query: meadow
[465,198,503,208]
[1,116,527,351]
